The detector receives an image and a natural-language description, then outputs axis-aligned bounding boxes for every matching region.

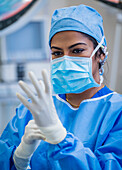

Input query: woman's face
[51,31,100,83]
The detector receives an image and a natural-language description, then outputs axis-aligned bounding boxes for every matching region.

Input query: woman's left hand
[16,70,66,144]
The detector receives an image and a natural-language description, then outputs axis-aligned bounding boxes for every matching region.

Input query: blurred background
[0,0,122,134]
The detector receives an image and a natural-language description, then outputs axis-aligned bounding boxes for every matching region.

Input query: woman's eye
[51,51,63,56]
[72,49,84,54]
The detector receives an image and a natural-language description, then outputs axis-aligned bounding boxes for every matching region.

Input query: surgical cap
[49,4,107,49]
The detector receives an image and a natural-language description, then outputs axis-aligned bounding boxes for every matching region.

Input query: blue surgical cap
[49,4,107,49]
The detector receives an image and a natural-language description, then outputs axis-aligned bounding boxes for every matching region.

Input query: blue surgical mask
[51,36,105,94]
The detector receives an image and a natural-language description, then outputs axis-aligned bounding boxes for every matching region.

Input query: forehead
[51,31,94,48]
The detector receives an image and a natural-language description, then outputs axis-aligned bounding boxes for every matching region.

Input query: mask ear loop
[90,36,105,58]
[90,36,105,85]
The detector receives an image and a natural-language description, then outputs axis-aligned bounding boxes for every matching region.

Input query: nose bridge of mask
[59,56,74,71]
[90,36,105,59]
[51,56,75,73]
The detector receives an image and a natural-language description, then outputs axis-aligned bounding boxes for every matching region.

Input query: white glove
[13,120,45,169]
[16,70,66,144]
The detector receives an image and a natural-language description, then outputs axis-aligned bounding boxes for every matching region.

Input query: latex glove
[13,120,45,169]
[16,70,66,144]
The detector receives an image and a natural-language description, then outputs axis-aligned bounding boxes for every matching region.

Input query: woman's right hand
[14,120,45,159]
[23,119,45,145]
[13,120,45,170]
[14,119,45,159]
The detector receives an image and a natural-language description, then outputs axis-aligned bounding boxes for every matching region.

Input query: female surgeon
[0,4,122,170]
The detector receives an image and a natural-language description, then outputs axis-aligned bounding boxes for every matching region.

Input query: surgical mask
[51,36,105,94]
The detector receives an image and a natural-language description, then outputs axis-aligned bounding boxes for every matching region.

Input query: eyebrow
[69,43,87,49]
[51,42,87,50]
[51,46,62,50]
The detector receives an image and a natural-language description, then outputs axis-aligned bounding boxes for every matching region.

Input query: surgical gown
[0,86,122,170]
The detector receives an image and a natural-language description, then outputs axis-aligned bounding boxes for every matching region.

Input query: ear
[99,53,105,62]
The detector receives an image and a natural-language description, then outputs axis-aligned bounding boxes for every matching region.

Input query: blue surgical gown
[0,86,122,169]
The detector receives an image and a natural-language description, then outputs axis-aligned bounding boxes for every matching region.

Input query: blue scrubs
[0,86,122,169]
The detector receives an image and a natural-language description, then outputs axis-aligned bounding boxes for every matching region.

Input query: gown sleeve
[0,115,18,170]
[0,103,32,170]
[48,111,122,170]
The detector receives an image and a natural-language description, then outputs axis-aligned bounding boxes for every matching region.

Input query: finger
[27,120,43,131]
[29,71,43,98]
[29,133,46,141]
[27,119,35,126]
[16,92,30,109]
[39,80,45,91]
[26,120,38,129]
[25,127,44,135]
[42,69,51,94]
[18,80,37,103]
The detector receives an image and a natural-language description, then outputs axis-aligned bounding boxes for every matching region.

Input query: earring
[99,59,102,63]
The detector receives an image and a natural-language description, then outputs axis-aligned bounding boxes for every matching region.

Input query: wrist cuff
[39,120,67,144]
[14,138,40,159]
